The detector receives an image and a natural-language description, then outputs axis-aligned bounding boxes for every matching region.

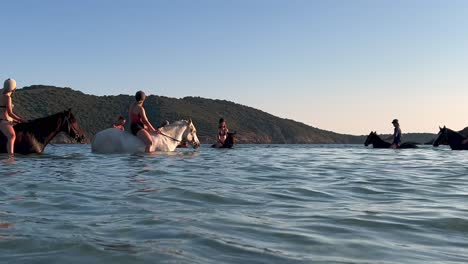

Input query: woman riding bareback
[0,79,27,158]
[129,91,159,153]
[390,119,402,149]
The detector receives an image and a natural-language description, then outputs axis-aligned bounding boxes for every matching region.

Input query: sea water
[1,144,467,263]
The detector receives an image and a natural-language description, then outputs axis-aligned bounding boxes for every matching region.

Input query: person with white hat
[0,78,27,158]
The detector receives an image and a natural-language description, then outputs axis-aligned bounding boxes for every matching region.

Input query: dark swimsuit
[130,105,145,136]
[131,122,144,135]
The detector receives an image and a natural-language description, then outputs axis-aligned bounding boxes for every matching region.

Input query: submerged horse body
[211,132,236,148]
[433,126,468,150]
[364,131,417,149]
[0,109,85,154]
[91,120,200,153]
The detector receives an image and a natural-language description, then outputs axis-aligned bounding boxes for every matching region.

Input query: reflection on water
[0,144,468,263]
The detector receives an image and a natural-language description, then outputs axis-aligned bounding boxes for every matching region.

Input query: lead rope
[158,131,182,142]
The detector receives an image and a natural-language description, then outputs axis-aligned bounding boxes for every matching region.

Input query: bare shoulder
[130,103,143,112]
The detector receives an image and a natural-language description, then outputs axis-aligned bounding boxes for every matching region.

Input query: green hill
[11,85,441,144]
[11,85,367,144]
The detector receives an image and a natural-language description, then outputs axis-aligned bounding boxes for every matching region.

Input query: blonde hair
[2,79,17,94]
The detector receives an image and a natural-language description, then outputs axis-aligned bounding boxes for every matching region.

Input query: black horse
[364,131,417,149]
[0,109,86,154]
[433,126,468,150]
[211,132,236,149]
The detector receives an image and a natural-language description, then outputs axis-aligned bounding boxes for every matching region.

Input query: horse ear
[439,126,442,130]
[64,108,72,117]
[443,125,446,129]
[188,118,192,124]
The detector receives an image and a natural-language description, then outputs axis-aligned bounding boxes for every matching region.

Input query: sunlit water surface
[1,144,467,264]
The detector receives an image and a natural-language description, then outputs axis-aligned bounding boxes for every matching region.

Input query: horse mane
[166,120,188,127]
[372,132,386,142]
[159,120,190,135]
[447,128,464,135]
[14,112,65,131]
[445,127,466,139]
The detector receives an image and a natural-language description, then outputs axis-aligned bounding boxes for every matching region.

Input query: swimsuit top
[219,128,228,137]
[129,105,143,124]
[0,102,13,108]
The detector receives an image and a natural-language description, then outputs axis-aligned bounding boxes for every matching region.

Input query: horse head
[61,109,86,143]
[183,119,200,149]
[433,126,448,147]
[364,131,376,146]
[432,125,467,148]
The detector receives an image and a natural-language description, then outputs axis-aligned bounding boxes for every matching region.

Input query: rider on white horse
[91,119,200,154]
[129,91,159,153]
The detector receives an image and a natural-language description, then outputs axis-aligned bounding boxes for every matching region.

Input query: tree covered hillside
[13,85,365,144]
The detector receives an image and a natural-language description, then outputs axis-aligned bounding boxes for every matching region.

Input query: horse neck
[31,114,65,146]
[447,130,465,146]
[160,122,187,141]
[372,135,390,148]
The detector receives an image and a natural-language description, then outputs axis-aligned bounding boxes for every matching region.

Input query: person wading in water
[0,79,27,159]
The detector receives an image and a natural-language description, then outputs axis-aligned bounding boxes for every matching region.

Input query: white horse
[91,120,200,153]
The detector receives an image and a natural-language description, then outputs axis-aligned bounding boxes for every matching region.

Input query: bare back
[129,103,143,123]
[0,94,13,121]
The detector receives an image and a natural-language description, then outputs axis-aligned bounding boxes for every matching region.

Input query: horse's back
[399,142,418,149]
[450,144,468,150]
[92,128,144,153]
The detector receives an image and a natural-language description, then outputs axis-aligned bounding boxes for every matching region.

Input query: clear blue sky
[2,0,468,134]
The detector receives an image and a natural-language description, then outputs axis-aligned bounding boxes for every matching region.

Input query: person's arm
[6,97,25,122]
[140,107,157,133]
[217,129,223,143]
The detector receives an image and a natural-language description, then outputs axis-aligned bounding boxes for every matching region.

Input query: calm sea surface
[1,144,467,264]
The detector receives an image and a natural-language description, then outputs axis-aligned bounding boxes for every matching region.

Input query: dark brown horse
[433,126,468,150]
[0,109,85,154]
[364,131,417,149]
[212,132,236,148]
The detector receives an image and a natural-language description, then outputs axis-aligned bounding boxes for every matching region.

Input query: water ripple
[1,144,467,263]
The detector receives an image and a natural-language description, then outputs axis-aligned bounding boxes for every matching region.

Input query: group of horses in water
[0,109,466,155]
[0,109,236,155]
[364,127,468,150]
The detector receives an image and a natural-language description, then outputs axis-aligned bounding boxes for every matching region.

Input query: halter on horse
[0,109,86,154]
